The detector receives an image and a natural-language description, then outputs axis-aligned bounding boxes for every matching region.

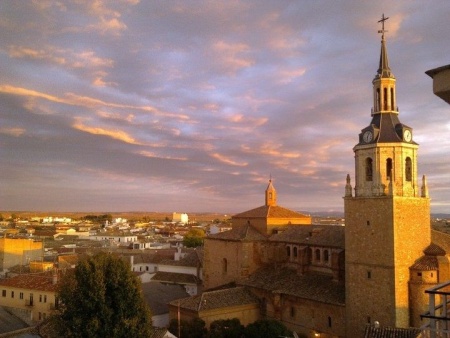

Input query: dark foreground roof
[207,223,267,241]
[151,271,200,285]
[364,325,422,338]
[238,266,345,306]
[269,224,345,248]
[141,283,189,315]
[170,286,259,312]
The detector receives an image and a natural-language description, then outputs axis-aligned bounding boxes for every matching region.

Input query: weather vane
[378,13,389,38]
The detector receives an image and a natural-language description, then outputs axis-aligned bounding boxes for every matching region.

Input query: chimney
[52,269,58,285]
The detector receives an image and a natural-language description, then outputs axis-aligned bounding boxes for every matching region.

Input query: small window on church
[324,250,329,262]
[261,298,267,316]
[366,158,373,181]
[384,87,388,110]
[328,316,332,328]
[315,249,321,261]
[290,306,295,318]
[405,157,412,182]
[367,271,372,279]
[391,87,395,110]
[293,247,298,258]
[367,220,370,226]
[222,258,228,275]
[417,272,422,277]
[386,158,392,180]
[287,246,291,257]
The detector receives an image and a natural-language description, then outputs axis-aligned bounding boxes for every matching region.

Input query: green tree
[244,319,291,338]
[208,318,244,338]
[183,228,205,248]
[169,317,207,338]
[53,252,153,337]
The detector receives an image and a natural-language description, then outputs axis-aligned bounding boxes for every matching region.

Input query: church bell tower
[344,14,431,335]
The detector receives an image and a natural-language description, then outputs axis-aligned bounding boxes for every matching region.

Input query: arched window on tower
[376,88,380,111]
[324,249,329,263]
[384,87,388,110]
[386,158,392,180]
[390,87,395,110]
[222,258,228,275]
[287,246,291,258]
[366,158,373,181]
[405,157,412,182]
[293,247,298,258]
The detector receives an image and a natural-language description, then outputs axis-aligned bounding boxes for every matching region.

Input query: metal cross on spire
[378,13,389,38]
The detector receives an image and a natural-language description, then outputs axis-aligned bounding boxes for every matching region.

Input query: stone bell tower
[344,14,431,336]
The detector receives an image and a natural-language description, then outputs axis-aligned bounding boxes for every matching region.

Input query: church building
[173,16,450,337]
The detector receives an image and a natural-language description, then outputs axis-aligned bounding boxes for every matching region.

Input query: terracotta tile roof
[207,223,267,241]
[151,271,200,284]
[410,243,446,271]
[364,325,422,337]
[0,271,58,292]
[58,254,79,267]
[170,286,259,312]
[123,251,175,264]
[160,249,203,267]
[410,256,438,271]
[424,243,446,256]
[269,225,345,248]
[431,231,450,254]
[238,266,345,306]
[232,205,309,220]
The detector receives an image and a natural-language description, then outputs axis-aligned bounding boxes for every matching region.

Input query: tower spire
[265,177,277,206]
[376,14,393,78]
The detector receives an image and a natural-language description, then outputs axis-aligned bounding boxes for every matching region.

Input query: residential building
[172,212,189,224]
[0,238,43,271]
[426,64,450,104]
[141,282,189,328]
[0,271,58,324]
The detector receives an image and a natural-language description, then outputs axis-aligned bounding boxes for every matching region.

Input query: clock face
[363,131,373,143]
[404,130,412,142]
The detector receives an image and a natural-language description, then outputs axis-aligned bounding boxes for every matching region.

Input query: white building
[172,212,188,224]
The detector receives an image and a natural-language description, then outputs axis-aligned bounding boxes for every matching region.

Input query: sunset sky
[1,1,450,214]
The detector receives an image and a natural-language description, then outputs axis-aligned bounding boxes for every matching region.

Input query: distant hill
[432,214,450,219]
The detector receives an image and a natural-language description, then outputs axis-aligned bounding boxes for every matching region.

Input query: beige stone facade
[168,287,261,328]
[344,196,430,335]
[0,238,43,270]
[0,271,58,323]
[203,235,264,290]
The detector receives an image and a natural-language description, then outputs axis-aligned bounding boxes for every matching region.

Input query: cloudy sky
[1,1,450,214]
